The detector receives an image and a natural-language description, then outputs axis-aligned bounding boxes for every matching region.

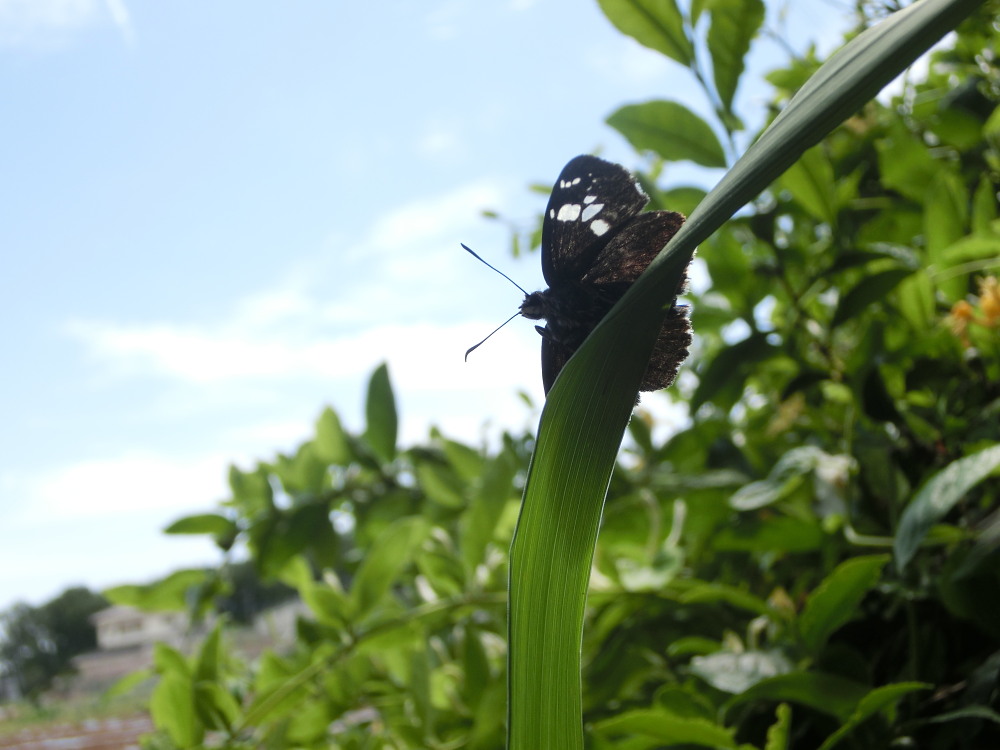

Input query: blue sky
[0,0,849,612]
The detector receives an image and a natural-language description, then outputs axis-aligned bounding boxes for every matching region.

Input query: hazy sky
[0,0,850,612]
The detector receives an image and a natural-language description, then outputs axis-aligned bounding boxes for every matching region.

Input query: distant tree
[0,586,107,702]
[215,561,297,624]
[41,587,107,657]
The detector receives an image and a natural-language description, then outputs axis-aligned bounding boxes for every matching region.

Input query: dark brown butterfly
[466,155,691,394]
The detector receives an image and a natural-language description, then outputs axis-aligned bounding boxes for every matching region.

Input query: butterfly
[466,155,690,394]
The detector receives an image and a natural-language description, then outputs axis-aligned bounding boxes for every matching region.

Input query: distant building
[67,605,207,693]
[69,600,307,694]
[92,605,190,651]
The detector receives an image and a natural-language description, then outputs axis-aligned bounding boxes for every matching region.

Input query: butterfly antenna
[461,243,529,295]
[465,311,521,361]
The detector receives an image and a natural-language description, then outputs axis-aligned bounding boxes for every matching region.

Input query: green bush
[117,1,999,747]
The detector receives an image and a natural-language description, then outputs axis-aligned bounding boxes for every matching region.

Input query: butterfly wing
[582,210,684,286]
[641,305,691,391]
[540,335,572,395]
[541,155,649,287]
[583,210,691,392]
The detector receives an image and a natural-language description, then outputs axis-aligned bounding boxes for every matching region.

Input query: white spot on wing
[583,195,596,204]
[591,219,610,236]
[581,203,604,221]
[556,204,582,221]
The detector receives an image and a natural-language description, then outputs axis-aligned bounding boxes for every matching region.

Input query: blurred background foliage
[12,0,997,747]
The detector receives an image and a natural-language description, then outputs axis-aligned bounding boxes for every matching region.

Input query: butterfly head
[519,290,548,321]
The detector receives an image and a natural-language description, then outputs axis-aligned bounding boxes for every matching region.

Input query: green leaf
[925,169,970,300]
[691,332,775,411]
[104,569,208,611]
[922,705,1000,726]
[971,175,999,233]
[273,441,329,495]
[729,446,838,511]
[764,703,792,750]
[875,120,940,202]
[925,170,969,259]
[726,672,871,722]
[460,449,518,574]
[363,362,397,464]
[164,513,235,538]
[608,100,727,168]
[713,516,825,554]
[416,461,466,508]
[462,625,491,712]
[596,0,693,65]
[153,642,191,678]
[315,406,353,465]
[193,681,242,733]
[104,668,154,698]
[228,464,273,515]
[895,443,1000,570]
[677,581,773,616]
[195,622,224,683]
[349,516,430,620]
[251,501,335,578]
[441,437,485,481]
[243,651,319,729]
[896,270,935,330]
[817,682,930,750]
[779,145,837,225]
[831,268,914,327]
[592,709,738,747]
[799,555,889,653]
[285,697,333,744]
[707,0,765,111]
[151,672,204,748]
[299,578,349,628]
[938,233,1000,272]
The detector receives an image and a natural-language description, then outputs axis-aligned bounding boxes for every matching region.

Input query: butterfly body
[523,155,691,394]
[520,282,625,352]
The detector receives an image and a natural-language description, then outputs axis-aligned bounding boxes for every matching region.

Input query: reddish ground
[0,715,153,750]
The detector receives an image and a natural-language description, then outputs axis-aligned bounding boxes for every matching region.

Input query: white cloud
[104,0,133,45]
[65,316,534,390]
[367,179,503,253]
[64,178,515,384]
[60,175,543,455]
[416,119,463,158]
[9,450,229,524]
[0,0,133,48]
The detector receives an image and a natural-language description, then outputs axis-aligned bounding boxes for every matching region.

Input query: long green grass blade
[507,1,982,748]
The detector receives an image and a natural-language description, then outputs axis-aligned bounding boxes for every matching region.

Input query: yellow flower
[977,276,1000,324]
[946,300,974,346]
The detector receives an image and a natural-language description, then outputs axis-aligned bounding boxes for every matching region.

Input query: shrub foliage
[118,2,999,748]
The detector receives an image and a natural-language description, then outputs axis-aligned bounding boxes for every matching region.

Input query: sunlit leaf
[597,0,693,64]
[608,100,727,168]
[895,443,1000,570]
[708,0,765,111]
[363,362,398,463]
[799,555,889,653]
